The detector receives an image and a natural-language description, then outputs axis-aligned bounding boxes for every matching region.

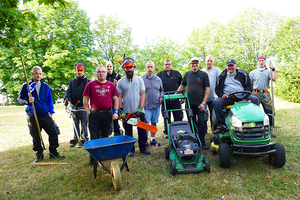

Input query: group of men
[18,55,277,163]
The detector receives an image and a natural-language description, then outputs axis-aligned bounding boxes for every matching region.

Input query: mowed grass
[0,97,299,199]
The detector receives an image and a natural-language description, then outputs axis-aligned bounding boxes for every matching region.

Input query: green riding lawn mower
[210,91,286,168]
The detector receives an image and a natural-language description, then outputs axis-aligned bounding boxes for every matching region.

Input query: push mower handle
[164,90,185,95]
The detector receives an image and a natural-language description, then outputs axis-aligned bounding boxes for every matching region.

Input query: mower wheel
[171,161,177,176]
[269,143,286,168]
[165,147,170,160]
[204,158,210,173]
[110,161,122,191]
[219,143,231,168]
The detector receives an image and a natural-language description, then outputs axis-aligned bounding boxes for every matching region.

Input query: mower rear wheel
[219,143,231,168]
[171,161,177,176]
[165,147,170,160]
[110,161,122,191]
[204,158,210,173]
[269,143,286,168]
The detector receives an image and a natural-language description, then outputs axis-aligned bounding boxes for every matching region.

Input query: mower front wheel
[219,143,231,168]
[165,147,170,160]
[171,161,177,176]
[204,158,210,173]
[269,143,286,168]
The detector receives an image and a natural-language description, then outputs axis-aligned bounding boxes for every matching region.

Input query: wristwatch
[202,102,206,105]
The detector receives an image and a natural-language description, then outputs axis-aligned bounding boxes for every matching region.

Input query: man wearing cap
[177,57,210,150]
[106,61,123,136]
[157,59,183,138]
[83,65,119,165]
[141,60,164,147]
[64,62,90,147]
[250,56,277,137]
[202,55,222,131]
[117,57,150,156]
[214,59,259,134]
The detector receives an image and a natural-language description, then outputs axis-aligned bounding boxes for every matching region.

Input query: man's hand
[113,113,118,120]
[119,110,126,120]
[29,97,34,103]
[222,94,229,99]
[159,97,163,104]
[198,103,205,111]
[136,106,143,116]
[64,99,69,107]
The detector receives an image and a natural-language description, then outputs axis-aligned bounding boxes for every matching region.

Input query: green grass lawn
[0,98,299,199]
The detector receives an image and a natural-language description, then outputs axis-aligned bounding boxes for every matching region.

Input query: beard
[126,71,134,81]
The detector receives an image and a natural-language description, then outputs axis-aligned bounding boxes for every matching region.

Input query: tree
[0,1,94,103]
[273,16,300,103]
[93,14,134,69]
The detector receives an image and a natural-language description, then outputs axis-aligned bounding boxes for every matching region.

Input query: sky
[77,0,300,46]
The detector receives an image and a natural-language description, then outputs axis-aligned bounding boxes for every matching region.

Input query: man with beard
[106,61,123,136]
[64,62,90,147]
[250,56,277,137]
[83,65,119,165]
[117,57,150,156]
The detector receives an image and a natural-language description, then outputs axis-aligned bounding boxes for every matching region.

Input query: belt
[253,89,268,93]
[91,108,111,113]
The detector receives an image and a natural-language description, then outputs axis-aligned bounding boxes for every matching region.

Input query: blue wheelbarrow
[84,135,137,190]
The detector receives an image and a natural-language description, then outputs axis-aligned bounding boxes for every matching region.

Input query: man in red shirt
[83,65,119,165]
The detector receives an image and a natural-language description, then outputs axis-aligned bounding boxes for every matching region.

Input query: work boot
[214,124,227,134]
[271,132,276,138]
[49,151,65,159]
[140,149,151,155]
[70,144,75,148]
[34,151,44,163]
[202,145,209,150]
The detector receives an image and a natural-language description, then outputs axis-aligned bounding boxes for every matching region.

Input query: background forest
[1,0,300,103]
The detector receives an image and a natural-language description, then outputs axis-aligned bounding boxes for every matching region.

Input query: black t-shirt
[157,69,182,93]
[182,70,210,105]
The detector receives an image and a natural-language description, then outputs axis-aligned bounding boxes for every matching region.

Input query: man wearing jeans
[83,65,119,165]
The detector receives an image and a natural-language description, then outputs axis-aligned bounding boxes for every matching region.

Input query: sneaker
[150,139,161,147]
[164,134,168,139]
[70,143,75,148]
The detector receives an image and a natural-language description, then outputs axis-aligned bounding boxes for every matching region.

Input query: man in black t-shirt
[157,59,183,138]
[177,57,210,150]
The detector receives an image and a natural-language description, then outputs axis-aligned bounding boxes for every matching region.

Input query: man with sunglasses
[83,65,119,165]
[117,57,150,156]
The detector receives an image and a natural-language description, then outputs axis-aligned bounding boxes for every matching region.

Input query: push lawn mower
[210,91,286,168]
[164,91,210,175]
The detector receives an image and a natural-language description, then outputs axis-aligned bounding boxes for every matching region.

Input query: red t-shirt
[83,80,118,110]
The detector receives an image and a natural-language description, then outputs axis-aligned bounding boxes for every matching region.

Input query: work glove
[119,110,126,120]
[136,106,144,116]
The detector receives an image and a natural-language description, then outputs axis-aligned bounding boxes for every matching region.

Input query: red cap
[257,56,266,61]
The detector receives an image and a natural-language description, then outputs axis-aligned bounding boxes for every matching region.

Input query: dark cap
[226,59,237,66]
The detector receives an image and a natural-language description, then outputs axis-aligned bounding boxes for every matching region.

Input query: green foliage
[0,1,95,103]
[92,14,135,69]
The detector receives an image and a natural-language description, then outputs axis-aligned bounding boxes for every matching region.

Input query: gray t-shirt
[249,68,271,90]
[35,82,41,98]
[202,66,222,102]
[223,74,244,95]
[117,76,145,113]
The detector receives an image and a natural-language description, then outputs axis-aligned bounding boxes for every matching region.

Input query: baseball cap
[189,57,200,63]
[226,59,237,66]
[257,56,266,61]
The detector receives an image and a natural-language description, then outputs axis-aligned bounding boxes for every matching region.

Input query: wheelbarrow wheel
[110,161,122,191]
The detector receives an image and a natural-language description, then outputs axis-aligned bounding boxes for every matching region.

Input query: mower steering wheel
[229,91,251,101]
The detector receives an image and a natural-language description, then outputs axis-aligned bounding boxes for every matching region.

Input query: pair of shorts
[145,107,160,124]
